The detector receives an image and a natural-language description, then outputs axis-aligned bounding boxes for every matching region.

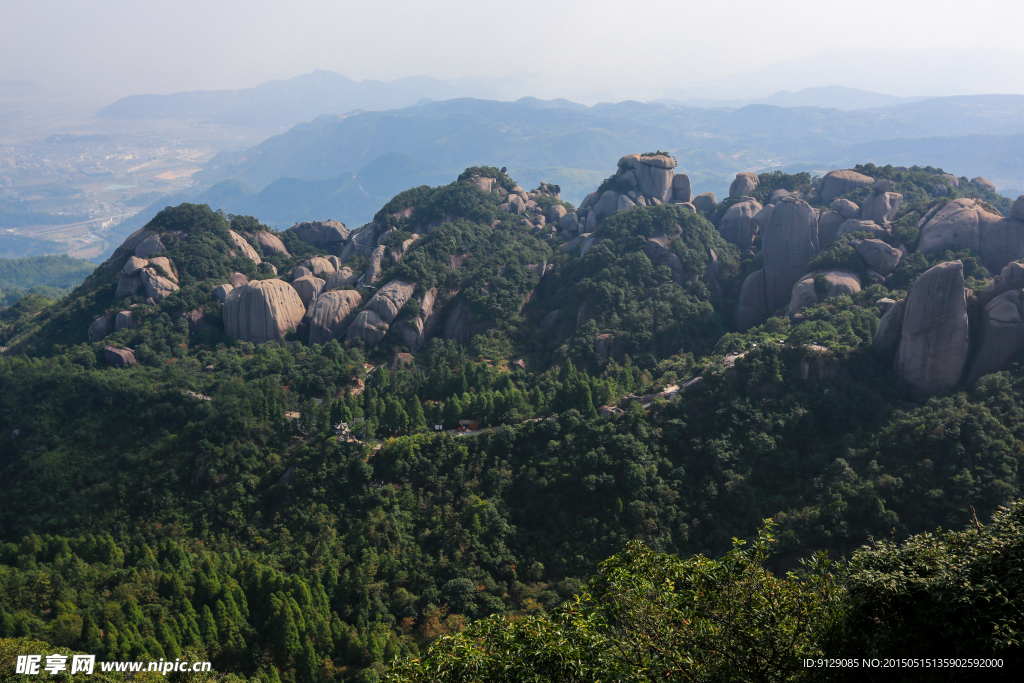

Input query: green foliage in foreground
[391,503,1024,683]
[0,255,96,292]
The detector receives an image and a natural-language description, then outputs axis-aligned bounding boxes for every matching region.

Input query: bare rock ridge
[305,290,363,345]
[223,280,307,344]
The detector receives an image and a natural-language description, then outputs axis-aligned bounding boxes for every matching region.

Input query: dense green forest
[0,255,96,307]
[1,163,1023,682]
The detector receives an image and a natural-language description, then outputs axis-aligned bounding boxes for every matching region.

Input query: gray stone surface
[123,256,148,274]
[223,279,307,344]
[717,197,763,248]
[854,239,902,276]
[837,218,889,240]
[965,289,1024,384]
[820,169,874,204]
[917,198,1018,272]
[787,270,861,316]
[228,230,261,264]
[303,256,336,277]
[213,284,234,302]
[104,346,137,368]
[671,174,692,203]
[134,233,166,258]
[365,279,417,324]
[305,290,363,345]
[1013,196,1024,221]
[692,192,716,213]
[252,231,291,257]
[981,262,1024,307]
[861,191,903,226]
[290,275,325,308]
[345,309,389,347]
[286,220,350,254]
[972,177,997,192]
[115,310,138,332]
[736,269,768,331]
[140,268,179,302]
[88,316,111,342]
[873,298,906,351]
[831,199,860,220]
[729,172,759,199]
[817,211,846,246]
[325,267,358,290]
[762,198,819,310]
[895,261,969,396]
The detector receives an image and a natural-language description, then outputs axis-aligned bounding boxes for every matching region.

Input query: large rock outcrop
[1012,195,1024,221]
[917,198,1023,272]
[358,245,386,288]
[305,290,363,345]
[393,287,440,352]
[107,228,155,270]
[717,197,762,249]
[140,268,179,302]
[980,262,1024,307]
[88,316,111,342]
[819,169,875,205]
[816,211,846,247]
[965,289,1024,384]
[728,172,759,199]
[303,256,336,277]
[860,188,903,227]
[854,239,902,276]
[228,230,261,264]
[671,174,692,203]
[345,310,390,347]
[894,261,969,396]
[787,270,861,316]
[134,234,167,258]
[104,346,137,368]
[736,269,768,331]
[251,231,291,257]
[223,280,307,344]
[692,193,716,213]
[290,275,325,308]
[286,220,350,255]
[365,279,416,324]
[873,298,906,352]
[762,198,820,311]
[325,267,358,290]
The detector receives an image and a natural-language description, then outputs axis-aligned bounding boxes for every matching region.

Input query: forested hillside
[2,158,1023,682]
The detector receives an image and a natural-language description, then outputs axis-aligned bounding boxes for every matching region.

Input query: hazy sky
[4,0,1024,102]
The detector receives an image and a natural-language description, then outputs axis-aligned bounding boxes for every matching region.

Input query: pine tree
[405,396,427,432]
[442,395,462,428]
[199,604,219,648]
[80,613,102,651]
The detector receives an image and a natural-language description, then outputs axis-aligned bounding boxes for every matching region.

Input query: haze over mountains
[102,79,1024,249]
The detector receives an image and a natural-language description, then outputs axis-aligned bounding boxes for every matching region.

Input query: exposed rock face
[729,172,759,199]
[230,272,249,287]
[228,230,261,264]
[917,198,1020,272]
[548,204,567,224]
[753,203,774,233]
[443,301,475,344]
[717,197,762,248]
[873,298,906,352]
[895,261,969,397]
[539,309,561,329]
[286,220,350,255]
[140,268,179,302]
[559,211,580,234]
[816,211,846,247]
[736,269,768,331]
[860,190,903,227]
[981,262,1024,307]
[251,231,291,257]
[345,310,389,347]
[134,234,167,258]
[941,174,960,188]
[305,290,363,345]
[560,233,589,253]
[116,272,144,298]
[595,333,612,360]
[832,199,860,220]
[123,256,148,274]
[972,177,997,192]
[594,190,619,218]
[617,153,676,203]
[340,224,379,261]
[394,287,440,351]
[223,280,307,344]
[213,284,234,302]
[965,289,1024,384]
[303,256,336,277]
[107,228,155,270]
[837,218,888,240]
[672,174,692,203]
[365,279,416,324]
[104,346,137,368]
[692,193,716,213]
[787,270,861,316]
[358,245,386,288]
[115,310,138,331]
[290,275,325,308]
[389,235,419,262]
[148,257,178,282]
[761,198,819,311]
[292,266,313,279]
[325,267,358,290]
[820,169,875,204]
[854,239,902,276]
[1013,196,1024,221]
[182,309,209,335]
[933,182,949,196]
[88,316,111,342]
